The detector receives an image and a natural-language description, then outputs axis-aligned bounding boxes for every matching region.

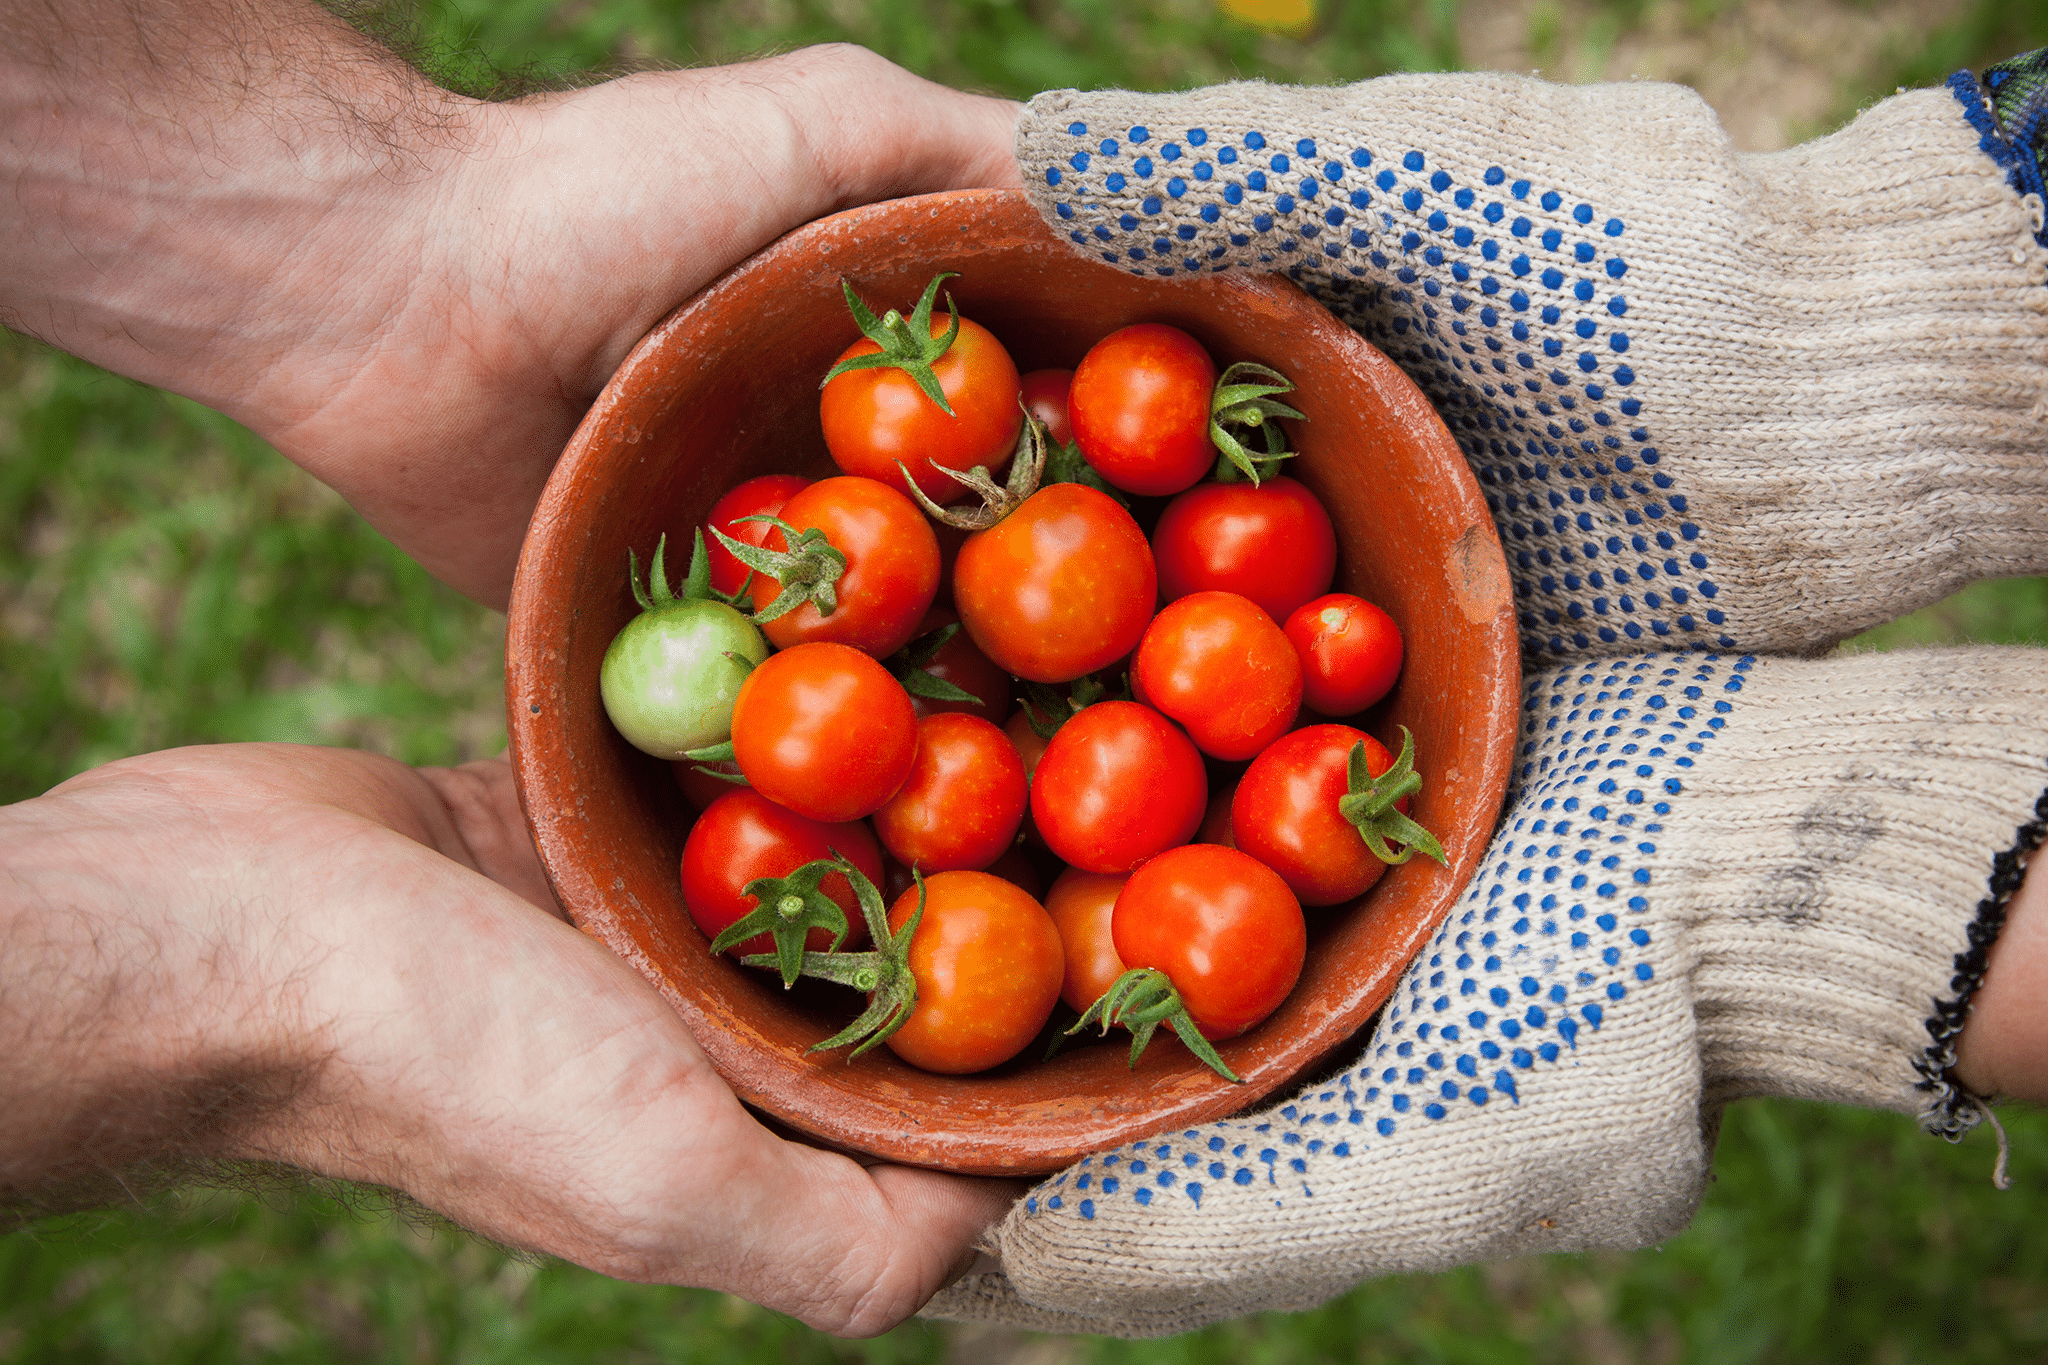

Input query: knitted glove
[920,62,2048,1337]
[928,647,2048,1335]
[1013,66,2048,664]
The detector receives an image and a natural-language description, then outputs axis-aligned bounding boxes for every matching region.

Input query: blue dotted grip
[1017,651,1748,1222]
[1036,118,1722,662]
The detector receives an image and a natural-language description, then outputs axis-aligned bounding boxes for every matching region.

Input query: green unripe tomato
[600,599,768,759]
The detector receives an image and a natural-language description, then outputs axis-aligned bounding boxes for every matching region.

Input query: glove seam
[1948,56,2048,253]
[1913,779,2048,1137]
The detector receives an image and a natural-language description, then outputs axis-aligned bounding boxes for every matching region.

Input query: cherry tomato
[1031,701,1206,873]
[750,476,939,658]
[1152,476,1336,623]
[1113,843,1305,1038]
[1285,593,1404,717]
[703,473,808,598]
[599,591,767,759]
[729,642,917,822]
[952,483,1157,684]
[679,788,881,957]
[883,871,1064,1074]
[903,606,1011,727]
[1044,868,1129,1015]
[1019,368,1075,446]
[1132,591,1302,761]
[821,313,1021,505]
[872,713,1028,873]
[1231,724,1402,906]
[1068,323,1217,497]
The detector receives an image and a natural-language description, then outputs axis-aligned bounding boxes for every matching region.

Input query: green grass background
[5,0,2048,1359]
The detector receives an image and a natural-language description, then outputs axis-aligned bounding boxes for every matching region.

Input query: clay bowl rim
[505,187,1520,1178]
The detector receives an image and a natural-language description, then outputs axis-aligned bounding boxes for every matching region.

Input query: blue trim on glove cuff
[1950,50,2048,251]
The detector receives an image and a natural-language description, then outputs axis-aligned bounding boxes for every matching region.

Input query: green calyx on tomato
[1336,727,1449,866]
[709,854,860,987]
[708,514,846,626]
[739,856,926,1059]
[884,621,985,708]
[820,273,965,417]
[1069,966,1242,1083]
[899,405,1048,532]
[1209,361,1306,487]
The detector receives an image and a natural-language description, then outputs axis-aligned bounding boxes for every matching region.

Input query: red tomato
[1112,843,1305,1038]
[1044,868,1129,1015]
[1132,591,1303,761]
[679,788,881,957]
[1068,324,1217,497]
[1285,593,1404,716]
[1231,724,1402,906]
[872,713,1028,873]
[952,483,1158,684]
[750,476,939,658]
[883,871,1064,1074]
[1031,701,1206,873]
[1152,476,1336,623]
[903,606,1011,727]
[1019,368,1075,446]
[729,642,917,822]
[821,314,1021,505]
[703,473,809,599]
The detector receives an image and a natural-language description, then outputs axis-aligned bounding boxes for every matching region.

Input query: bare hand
[1,745,1016,1335]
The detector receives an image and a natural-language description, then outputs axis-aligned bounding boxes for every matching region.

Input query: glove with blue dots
[921,69,2048,1337]
[928,647,2048,1336]
[1016,71,2048,664]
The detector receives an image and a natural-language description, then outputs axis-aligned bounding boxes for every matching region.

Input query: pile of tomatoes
[599,274,1439,1080]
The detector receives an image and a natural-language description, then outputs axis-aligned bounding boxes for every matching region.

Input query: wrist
[1659,650,2048,1124]
[0,767,323,1208]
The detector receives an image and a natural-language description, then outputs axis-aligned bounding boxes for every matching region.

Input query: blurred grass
[5,0,2048,1361]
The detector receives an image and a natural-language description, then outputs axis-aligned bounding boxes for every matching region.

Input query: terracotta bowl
[506,188,1519,1178]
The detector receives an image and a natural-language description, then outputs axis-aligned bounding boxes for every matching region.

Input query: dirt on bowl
[505,187,1518,1178]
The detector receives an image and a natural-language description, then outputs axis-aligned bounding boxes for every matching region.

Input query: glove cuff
[1623,650,2048,1125]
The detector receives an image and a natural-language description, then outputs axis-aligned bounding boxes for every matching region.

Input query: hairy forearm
[0,776,316,1208]
[0,0,472,418]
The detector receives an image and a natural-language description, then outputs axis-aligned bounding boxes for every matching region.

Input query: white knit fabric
[916,71,2048,1337]
[926,649,2048,1336]
[1014,75,2048,663]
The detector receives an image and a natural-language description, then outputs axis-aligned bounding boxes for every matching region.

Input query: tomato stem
[628,529,751,612]
[738,859,927,1059]
[899,404,1047,531]
[1210,361,1306,486]
[707,515,847,624]
[1070,967,1242,1082]
[709,854,859,986]
[1335,727,1449,866]
[820,274,964,416]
